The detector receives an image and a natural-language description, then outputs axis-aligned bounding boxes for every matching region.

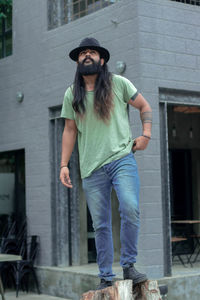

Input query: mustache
[82,57,95,64]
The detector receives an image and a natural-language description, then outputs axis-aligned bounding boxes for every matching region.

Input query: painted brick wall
[136,0,200,277]
[0,0,200,279]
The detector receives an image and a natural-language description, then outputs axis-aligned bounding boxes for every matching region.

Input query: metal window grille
[170,0,200,6]
[48,0,119,30]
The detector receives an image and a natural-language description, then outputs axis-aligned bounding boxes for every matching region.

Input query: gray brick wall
[136,0,200,276]
[0,0,200,279]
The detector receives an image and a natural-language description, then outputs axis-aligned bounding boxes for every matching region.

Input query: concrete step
[36,262,200,300]
[4,291,72,300]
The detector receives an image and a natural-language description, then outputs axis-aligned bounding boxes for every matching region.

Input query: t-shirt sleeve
[122,76,138,103]
[60,87,75,120]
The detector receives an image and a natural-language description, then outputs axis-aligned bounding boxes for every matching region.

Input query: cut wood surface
[81,280,162,300]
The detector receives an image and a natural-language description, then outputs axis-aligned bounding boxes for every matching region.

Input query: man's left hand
[132,136,150,152]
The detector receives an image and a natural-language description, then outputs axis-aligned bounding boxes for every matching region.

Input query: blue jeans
[82,152,140,281]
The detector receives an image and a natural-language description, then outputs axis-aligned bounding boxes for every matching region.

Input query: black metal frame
[159,101,172,277]
[159,87,200,275]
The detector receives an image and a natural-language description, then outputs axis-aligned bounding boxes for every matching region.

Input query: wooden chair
[171,236,189,266]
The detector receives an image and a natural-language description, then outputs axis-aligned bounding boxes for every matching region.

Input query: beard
[78,58,102,76]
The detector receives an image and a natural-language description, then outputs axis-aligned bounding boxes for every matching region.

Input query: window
[170,0,200,6]
[0,0,12,59]
[48,0,119,30]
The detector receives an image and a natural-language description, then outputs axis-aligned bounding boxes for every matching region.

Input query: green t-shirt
[61,74,138,179]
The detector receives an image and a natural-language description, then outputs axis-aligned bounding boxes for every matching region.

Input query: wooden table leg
[0,276,5,300]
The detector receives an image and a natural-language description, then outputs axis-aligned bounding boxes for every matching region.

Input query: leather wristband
[142,134,151,140]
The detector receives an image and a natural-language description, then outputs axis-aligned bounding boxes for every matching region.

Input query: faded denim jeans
[82,152,140,281]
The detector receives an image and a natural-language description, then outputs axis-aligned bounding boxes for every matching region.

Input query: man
[60,38,152,290]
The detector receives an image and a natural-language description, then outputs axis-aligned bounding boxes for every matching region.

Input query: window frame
[48,0,119,30]
[0,3,12,59]
[170,0,200,6]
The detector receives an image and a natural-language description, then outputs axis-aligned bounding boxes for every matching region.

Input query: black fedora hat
[69,37,110,62]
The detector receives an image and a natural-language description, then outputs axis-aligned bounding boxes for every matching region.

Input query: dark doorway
[169,149,195,256]
[0,149,26,237]
[169,149,193,221]
[167,103,200,259]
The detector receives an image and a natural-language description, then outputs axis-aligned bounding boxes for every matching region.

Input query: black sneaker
[123,264,148,285]
[96,279,113,290]
[159,284,168,296]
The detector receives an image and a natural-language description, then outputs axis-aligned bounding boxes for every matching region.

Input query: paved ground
[172,261,200,276]
[3,291,71,300]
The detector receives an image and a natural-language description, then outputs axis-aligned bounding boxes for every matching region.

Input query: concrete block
[140,202,162,219]
[164,36,186,53]
[140,186,162,204]
[186,39,200,56]
[139,170,161,187]
[161,5,186,24]
[136,155,161,171]
[175,53,197,69]
[140,48,176,66]
[140,32,164,50]
[138,0,164,18]
[139,233,163,250]
[139,249,164,266]
[197,57,200,69]
[140,218,163,234]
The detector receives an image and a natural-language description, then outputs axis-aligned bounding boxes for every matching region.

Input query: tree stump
[80,280,162,300]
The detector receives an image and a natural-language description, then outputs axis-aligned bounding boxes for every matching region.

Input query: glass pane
[73,0,79,5]
[0,18,2,35]
[73,3,79,15]
[73,13,79,21]
[5,31,12,56]
[80,0,86,11]
[5,10,12,31]
[0,40,3,59]
[80,11,86,18]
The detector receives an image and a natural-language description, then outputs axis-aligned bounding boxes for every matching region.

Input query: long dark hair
[72,63,113,122]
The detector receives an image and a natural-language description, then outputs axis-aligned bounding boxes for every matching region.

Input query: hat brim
[69,45,110,63]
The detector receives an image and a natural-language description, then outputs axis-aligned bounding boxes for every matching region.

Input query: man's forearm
[128,93,152,138]
[60,129,77,167]
[140,108,152,138]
